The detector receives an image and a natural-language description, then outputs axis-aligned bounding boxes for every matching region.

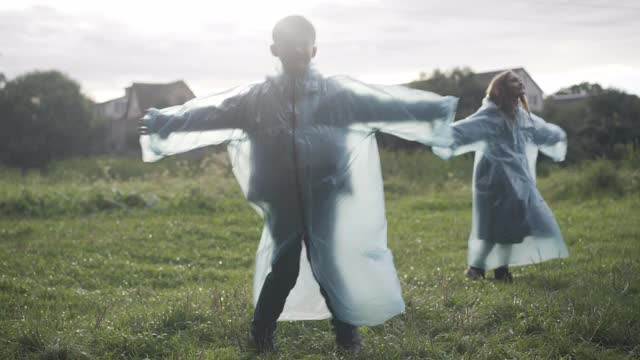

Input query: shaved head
[272,15,316,44]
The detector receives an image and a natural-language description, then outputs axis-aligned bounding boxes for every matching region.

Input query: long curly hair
[486,70,530,125]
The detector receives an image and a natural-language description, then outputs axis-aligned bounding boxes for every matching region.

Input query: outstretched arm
[529,113,567,162]
[432,110,494,160]
[314,76,458,147]
[139,84,255,162]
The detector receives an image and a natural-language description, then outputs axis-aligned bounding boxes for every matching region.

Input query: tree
[581,89,640,159]
[0,71,107,169]
[544,85,640,162]
[407,67,485,119]
[555,82,604,96]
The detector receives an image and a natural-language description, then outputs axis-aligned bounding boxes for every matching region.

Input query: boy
[139,15,457,354]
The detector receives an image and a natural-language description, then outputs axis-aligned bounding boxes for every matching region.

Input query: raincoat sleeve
[529,113,567,162]
[432,111,493,160]
[321,76,458,147]
[139,85,254,162]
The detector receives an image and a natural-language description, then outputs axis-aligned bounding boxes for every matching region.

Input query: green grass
[1,151,639,359]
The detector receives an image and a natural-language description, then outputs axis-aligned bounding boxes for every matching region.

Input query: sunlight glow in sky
[1,0,638,102]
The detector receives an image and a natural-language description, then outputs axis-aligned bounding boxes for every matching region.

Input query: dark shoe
[494,266,513,282]
[249,320,276,353]
[465,266,485,280]
[332,319,361,354]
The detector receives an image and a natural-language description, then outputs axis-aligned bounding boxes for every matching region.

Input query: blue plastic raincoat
[434,98,569,270]
[140,68,458,325]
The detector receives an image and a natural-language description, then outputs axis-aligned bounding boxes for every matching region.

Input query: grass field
[1,150,639,359]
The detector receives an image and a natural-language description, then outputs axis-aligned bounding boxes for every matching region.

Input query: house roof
[127,80,195,111]
[550,92,591,101]
[474,67,544,95]
[97,96,127,106]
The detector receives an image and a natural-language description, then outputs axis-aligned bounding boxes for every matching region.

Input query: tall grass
[1,151,638,358]
[2,150,636,217]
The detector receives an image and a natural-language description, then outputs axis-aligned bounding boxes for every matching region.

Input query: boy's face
[271,33,317,78]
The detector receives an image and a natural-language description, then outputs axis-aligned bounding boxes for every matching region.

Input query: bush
[584,161,625,196]
[544,160,634,200]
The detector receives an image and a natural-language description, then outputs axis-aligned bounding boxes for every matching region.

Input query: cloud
[0,6,276,100]
[1,1,638,101]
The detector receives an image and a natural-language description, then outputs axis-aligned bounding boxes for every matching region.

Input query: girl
[433,70,568,281]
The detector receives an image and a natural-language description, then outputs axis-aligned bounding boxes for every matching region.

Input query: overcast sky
[1,0,639,102]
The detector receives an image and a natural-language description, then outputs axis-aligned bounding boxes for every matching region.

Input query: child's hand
[137,119,149,135]
[138,110,151,135]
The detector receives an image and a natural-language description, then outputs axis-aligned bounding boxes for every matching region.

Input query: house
[96,96,128,121]
[548,91,591,107]
[474,67,545,112]
[96,80,195,153]
[546,83,601,110]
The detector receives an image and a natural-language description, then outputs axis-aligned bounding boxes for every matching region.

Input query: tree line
[1,69,638,169]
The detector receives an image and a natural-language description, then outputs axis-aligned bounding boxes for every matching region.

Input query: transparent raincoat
[433,98,569,270]
[140,68,458,326]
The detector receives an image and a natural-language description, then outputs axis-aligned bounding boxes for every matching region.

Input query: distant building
[96,81,195,153]
[96,96,128,121]
[474,67,545,112]
[547,91,591,110]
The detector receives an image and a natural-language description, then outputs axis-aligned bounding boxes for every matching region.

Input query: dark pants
[251,233,337,329]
